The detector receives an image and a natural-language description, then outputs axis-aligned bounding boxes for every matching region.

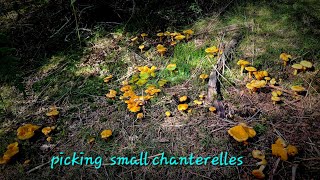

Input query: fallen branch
[206,32,242,118]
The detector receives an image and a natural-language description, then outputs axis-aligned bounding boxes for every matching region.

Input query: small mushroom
[245,67,257,79]
[193,100,202,105]
[166,63,177,73]
[280,53,292,66]
[137,113,144,119]
[138,44,145,53]
[270,78,277,85]
[179,95,188,102]
[272,143,288,160]
[252,150,265,160]
[178,104,188,111]
[264,77,271,83]
[106,89,117,99]
[156,32,164,42]
[199,74,209,82]
[287,145,298,156]
[209,106,216,112]
[165,111,171,117]
[205,46,219,57]
[174,35,186,42]
[252,165,266,179]
[271,96,281,105]
[164,31,171,37]
[157,46,167,57]
[140,33,148,41]
[300,60,313,72]
[183,29,194,40]
[291,64,303,75]
[291,85,305,95]
[237,60,250,75]
[101,129,112,139]
[131,36,138,45]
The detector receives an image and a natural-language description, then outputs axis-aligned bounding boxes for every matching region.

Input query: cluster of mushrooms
[130,29,194,57]
[237,53,315,105]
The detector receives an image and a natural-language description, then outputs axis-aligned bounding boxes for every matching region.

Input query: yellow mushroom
[291,85,305,96]
[209,106,216,112]
[157,32,164,42]
[245,67,257,79]
[165,111,171,117]
[252,150,265,160]
[271,96,281,105]
[174,35,186,41]
[252,165,266,179]
[178,104,188,111]
[199,74,209,82]
[179,95,188,102]
[183,29,194,40]
[137,113,144,119]
[300,60,313,72]
[140,33,148,41]
[237,60,250,75]
[101,129,112,139]
[287,145,298,156]
[291,64,303,75]
[139,44,145,53]
[280,53,292,66]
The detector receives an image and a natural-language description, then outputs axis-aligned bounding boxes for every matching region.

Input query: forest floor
[1,0,320,179]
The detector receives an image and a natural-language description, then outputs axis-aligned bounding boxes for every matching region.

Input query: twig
[269,158,281,180]
[27,161,50,174]
[292,164,298,180]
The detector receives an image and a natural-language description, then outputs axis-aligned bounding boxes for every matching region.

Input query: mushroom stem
[283,61,287,66]
[293,69,298,75]
[160,37,163,42]
[240,66,245,75]
[186,34,189,40]
[259,165,266,171]
[249,72,252,79]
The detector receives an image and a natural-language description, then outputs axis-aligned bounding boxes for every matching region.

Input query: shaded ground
[1,0,320,179]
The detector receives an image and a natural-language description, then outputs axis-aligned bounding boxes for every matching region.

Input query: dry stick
[206,32,242,118]
[292,164,298,180]
[270,158,281,180]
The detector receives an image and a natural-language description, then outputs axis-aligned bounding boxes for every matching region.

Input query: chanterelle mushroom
[300,60,313,72]
[280,53,292,66]
[291,64,303,75]
[252,150,265,160]
[252,165,266,179]
[291,85,305,95]
[245,67,257,79]
[237,60,250,75]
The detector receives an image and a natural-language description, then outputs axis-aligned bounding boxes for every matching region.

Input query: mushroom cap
[175,35,186,40]
[287,145,298,156]
[252,150,265,160]
[183,29,194,35]
[179,95,188,102]
[42,127,53,136]
[137,113,144,119]
[164,31,171,36]
[178,104,188,111]
[252,169,265,179]
[156,32,164,37]
[205,46,219,54]
[265,77,271,81]
[131,37,138,41]
[139,45,145,50]
[251,80,266,88]
[276,90,282,96]
[271,96,281,102]
[157,47,167,53]
[270,78,277,85]
[292,64,303,69]
[300,60,313,68]
[166,64,177,71]
[227,125,249,142]
[17,124,40,140]
[245,66,257,72]
[275,137,287,147]
[272,143,288,161]
[209,106,216,112]
[156,44,165,49]
[237,59,250,66]
[141,33,148,37]
[271,91,278,97]
[291,85,305,92]
[246,83,256,90]
[101,129,112,139]
[239,123,256,138]
[193,100,202,105]
[280,53,292,61]
[165,111,171,117]
[257,159,268,166]
[199,74,209,79]
[106,89,117,98]
[170,41,177,46]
